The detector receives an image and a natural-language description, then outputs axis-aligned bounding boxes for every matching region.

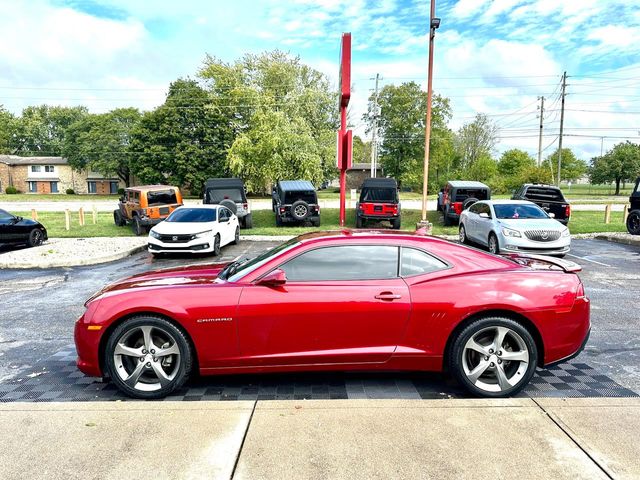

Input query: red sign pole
[338,33,352,227]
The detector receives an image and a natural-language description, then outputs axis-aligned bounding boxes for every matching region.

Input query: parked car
[459,200,571,257]
[511,184,570,225]
[203,178,252,229]
[442,181,491,226]
[75,230,590,400]
[272,180,320,227]
[114,185,183,236]
[355,178,401,229]
[626,177,640,235]
[148,205,239,257]
[0,209,47,247]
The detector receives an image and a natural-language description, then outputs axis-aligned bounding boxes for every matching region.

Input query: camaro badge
[197,317,233,323]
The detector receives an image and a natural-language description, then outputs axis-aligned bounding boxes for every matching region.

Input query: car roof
[205,178,245,188]
[479,200,536,206]
[278,180,316,191]
[174,204,220,210]
[126,185,179,192]
[361,178,397,188]
[447,181,489,189]
[292,229,450,246]
[523,183,560,189]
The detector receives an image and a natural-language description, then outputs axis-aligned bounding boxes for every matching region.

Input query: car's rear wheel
[243,213,253,229]
[449,317,537,397]
[132,216,144,236]
[113,210,125,227]
[443,209,451,226]
[28,228,44,247]
[355,215,363,228]
[627,209,640,235]
[459,224,468,244]
[275,214,283,227]
[488,232,499,254]
[232,226,240,245]
[104,316,192,399]
[311,218,321,227]
[391,217,401,230]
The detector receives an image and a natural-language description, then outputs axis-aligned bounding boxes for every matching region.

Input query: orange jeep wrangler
[113,185,183,235]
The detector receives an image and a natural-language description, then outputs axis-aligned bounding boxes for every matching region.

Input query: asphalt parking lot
[0,237,638,397]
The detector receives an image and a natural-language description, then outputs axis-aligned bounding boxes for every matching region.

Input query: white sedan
[459,200,570,257]
[148,205,239,256]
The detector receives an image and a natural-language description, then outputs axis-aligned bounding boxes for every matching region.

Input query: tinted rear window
[207,188,244,203]
[147,189,178,206]
[360,188,397,203]
[523,187,565,202]
[284,191,317,204]
[453,188,489,202]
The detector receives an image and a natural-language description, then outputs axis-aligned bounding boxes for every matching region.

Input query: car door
[464,203,480,242]
[235,244,411,366]
[218,207,234,244]
[476,203,494,245]
[0,210,15,243]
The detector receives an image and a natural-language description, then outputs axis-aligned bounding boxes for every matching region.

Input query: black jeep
[627,177,640,235]
[512,183,571,225]
[203,178,252,229]
[272,180,320,227]
[355,178,401,229]
[442,181,490,226]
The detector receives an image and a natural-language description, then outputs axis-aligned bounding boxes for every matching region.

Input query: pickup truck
[511,184,570,225]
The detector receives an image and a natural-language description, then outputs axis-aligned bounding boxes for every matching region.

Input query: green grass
[16,208,628,238]
[1,193,119,202]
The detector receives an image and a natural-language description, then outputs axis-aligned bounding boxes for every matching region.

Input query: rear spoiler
[501,253,582,273]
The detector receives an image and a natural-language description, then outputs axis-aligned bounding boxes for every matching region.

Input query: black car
[511,184,571,225]
[442,181,491,226]
[627,177,640,235]
[203,178,252,229]
[272,180,320,226]
[0,209,48,247]
[355,178,401,229]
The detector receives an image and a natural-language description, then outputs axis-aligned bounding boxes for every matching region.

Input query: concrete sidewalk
[1,398,638,479]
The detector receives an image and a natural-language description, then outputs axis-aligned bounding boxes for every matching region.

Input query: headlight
[195,230,213,239]
[561,228,570,237]
[150,230,161,239]
[502,227,521,238]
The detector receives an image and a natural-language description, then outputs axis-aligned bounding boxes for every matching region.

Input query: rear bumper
[138,217,164,227]
[544,327,590,367]
[358,214,399,221]
[542,296,591,365]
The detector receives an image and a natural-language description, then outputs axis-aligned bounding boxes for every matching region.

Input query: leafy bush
[5,186,18,194]
[66,188,76,195]
[117,188,125,196]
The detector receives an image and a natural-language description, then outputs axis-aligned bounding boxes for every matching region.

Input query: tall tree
[129,78,233,194]
[590,141,640,195]
[63,108,141,186]
[11,105,88,156]
[543,148,588,183]
[454,113,499,170]
[0,106,16,154]
[498,149,535,177]
[363,82,452,189]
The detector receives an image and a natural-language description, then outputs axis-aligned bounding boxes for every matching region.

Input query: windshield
[166,208,216,223]
[360,188,397,202]
[207,188,244,203]
[147,189,178,206]
[223,238,301,282]
[494,204,549,219]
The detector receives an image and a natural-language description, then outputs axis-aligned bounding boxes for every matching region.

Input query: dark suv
[442,181,490,226]
[203,178,252,229]
[355,178,401,229]
[512,184,570,225]
[272,180,320,227]
[627,177,640,235]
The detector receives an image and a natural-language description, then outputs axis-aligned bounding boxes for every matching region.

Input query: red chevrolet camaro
[75,230,590,399]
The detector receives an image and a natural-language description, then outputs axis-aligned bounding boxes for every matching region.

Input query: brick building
[0,155,124,194]
[346,162,384,190]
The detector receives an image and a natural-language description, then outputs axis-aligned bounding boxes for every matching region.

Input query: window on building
[88,181,97,194]
[110,181,119,194]
[28,181,37,193]
[50,182,58,193]
[45,165,55,173]
[31,166,41,173]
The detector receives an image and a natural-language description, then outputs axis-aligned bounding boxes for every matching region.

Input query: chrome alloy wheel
[294,204,308,217]
[459,225,467,244]
[462,326,530,393]
[113,325,181,392]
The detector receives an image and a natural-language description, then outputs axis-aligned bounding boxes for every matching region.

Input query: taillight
[358,204,364,211]
[576,282,585,299]
[565,204,571,218]
[279,207,286,214]
[453,202,463,215]
[243,203,249,210]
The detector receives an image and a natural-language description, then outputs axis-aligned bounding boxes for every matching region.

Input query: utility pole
[537,96,545,167]
[557,71,567,187]
[370,73,381,179]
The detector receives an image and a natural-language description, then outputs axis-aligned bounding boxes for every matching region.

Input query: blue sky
[1,0,639,159]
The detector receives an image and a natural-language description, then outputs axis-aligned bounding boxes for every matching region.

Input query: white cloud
[586,25,640,48]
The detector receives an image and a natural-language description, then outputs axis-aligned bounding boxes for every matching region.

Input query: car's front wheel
[27,228,44,247]
[488,232,499,254]
[459,224,468,244]
[449,317,537,397]
[104,316,193,399]
[627,209,640,235]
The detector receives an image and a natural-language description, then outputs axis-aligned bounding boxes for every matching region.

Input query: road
[0,238,638,392]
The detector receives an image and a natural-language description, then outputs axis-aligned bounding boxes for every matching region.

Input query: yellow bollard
[65,209,70,231]
[623,205,629,224]
[604,204,612,224]
[79,207,85,226]
[92,205,97,225]
[31,209,38,221]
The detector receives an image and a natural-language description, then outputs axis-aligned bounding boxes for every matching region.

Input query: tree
[199,51,338,188]
[352,136,372,164]
[454,113,499,170]
[498,149,535,177]
[590,141,640,195]
[363,82,452,189]
[543,148,588,183]
[129,78,234,194]
[11,105,88,156]
[63,108,141,186]
[0,106,16,154]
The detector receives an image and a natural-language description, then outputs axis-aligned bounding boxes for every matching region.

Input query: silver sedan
[459,200,571,257]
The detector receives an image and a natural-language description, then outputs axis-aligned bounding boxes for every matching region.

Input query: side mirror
[257,268,287,287]
[479,212,490,219]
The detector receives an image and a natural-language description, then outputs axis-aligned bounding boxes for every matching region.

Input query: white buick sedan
[459,200,570,257]
[148,205,239,256]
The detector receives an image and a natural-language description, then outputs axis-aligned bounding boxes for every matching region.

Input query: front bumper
[499,233,571,256]
[148,236,214,253]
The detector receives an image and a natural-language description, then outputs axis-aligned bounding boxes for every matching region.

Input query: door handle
[375,292,402,300]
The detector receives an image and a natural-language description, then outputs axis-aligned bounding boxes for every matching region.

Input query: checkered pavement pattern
[0,346,636,402]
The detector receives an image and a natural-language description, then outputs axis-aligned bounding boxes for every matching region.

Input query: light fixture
[431,17,441,29]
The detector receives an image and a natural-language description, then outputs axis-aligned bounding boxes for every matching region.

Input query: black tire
[488,232,499,254]
[459,224,468,244]
[463,197,478,211]
[113,209,125,227]
[220,199,237,215]
[290,200,310,221]
[627,209,640,235]
[275,214,283,227]
[443,209,452,226]
[232,226,240,245]
[392,217,401,230]
[448,316,538,398]
[213,234,221,256]
[242,213,253,229]
[355,215,363,228]
[132,216,144,236]
[311,218,321,227]
[27,228,44,247]
[104,316,193,399]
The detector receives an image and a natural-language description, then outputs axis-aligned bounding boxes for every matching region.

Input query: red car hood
[86,261,231,303]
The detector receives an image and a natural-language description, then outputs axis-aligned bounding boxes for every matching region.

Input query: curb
[594,234,640,247]
[0,244,147,269]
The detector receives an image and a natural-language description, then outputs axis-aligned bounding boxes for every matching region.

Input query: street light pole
[420,0,440,232]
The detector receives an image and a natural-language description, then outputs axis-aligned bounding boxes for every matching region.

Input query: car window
[147,189,178,206]
[468,203,481,214]
[523,187,565,202]
[360,188,397,202]
[479,203,492,217]
[400,248,448,277]
[494,204,549,219]
[284,191,316,204]
[207,188,244,203]
[280,245,398,281]
[219,208,228,221]
[0,210,14,221]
